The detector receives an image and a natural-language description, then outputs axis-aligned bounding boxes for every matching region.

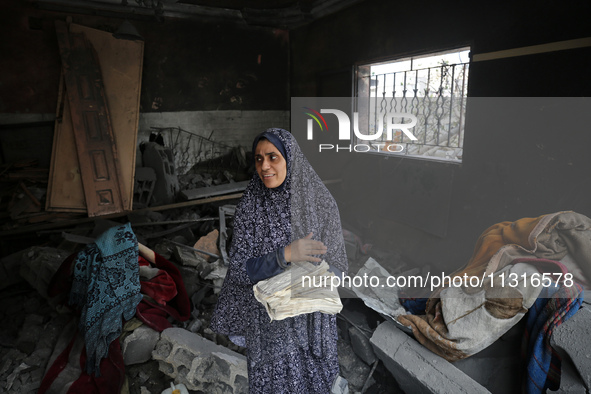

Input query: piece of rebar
[360,360,379,393]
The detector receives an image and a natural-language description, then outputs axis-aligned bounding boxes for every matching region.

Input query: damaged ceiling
[31,0,366,28]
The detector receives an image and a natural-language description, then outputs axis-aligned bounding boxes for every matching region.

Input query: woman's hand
[284,232,327,263]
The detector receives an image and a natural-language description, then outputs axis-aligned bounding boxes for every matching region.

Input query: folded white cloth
[253,260,343,321]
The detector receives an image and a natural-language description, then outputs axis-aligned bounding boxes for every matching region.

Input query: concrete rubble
[370,320,490,394]
[2,146,591,394]
[2,227,591,394]
[3,216,591,394]
[0,212,400,394]
[550,307,591,393]
[152,327,248,393]
[123,325,161,366]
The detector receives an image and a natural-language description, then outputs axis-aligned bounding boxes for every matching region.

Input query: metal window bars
[357,60,469,162]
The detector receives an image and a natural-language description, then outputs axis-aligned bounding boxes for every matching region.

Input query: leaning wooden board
[46,22,144,215]
[46,72,85,213]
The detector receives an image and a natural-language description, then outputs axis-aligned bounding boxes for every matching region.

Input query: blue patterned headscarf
[69,223,142,375]
[211,128,348,336]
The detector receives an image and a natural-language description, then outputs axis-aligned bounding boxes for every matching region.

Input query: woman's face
[254,139,287,189]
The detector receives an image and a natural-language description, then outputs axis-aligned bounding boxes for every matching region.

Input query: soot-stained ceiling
[31,0,366,29]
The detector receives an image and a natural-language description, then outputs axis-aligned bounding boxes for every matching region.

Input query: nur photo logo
[303,107,418,153]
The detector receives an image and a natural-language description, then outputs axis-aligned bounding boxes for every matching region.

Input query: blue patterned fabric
[69,223,143,375]
[523,283,584,394]
[211,128,348,393]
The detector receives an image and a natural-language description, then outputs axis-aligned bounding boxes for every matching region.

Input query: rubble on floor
[3,145,590,393]
[0,207,404,394]
[152,327,248,393]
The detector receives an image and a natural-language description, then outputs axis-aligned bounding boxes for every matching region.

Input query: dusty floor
[0,250,403,394]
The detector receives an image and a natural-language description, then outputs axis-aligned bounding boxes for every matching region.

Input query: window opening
[355,48,470,162]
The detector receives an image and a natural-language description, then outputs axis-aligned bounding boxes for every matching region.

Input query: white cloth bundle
[253,260,343,321]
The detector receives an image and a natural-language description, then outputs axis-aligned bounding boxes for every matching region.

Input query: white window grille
[355,47,470,163]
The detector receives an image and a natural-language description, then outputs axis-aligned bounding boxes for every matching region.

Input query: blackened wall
[0,0,290,114]
[290,0,591,272]
[139,20,289,111]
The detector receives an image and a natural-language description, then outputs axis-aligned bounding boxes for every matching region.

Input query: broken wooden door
[50,21,143,216]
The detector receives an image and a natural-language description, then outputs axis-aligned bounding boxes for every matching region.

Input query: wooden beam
[0,193,243,237]
[472,37,591,62]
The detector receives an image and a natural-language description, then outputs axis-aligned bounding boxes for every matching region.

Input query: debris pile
[0,200,405,394]
[0,133,408,394]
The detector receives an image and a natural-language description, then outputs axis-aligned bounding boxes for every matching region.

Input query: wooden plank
[473,37,591,62]
[0,193,244,237]
[180,181,250,201]
[46,22,144,213]
[55,20,125,217]
[45,73,87,213]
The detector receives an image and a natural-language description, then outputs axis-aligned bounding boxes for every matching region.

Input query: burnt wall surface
[0,0,289,115]
[290,0,591,272]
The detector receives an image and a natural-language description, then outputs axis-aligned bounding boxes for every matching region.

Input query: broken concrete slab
[152,327,248,393]
[550,360,587,394]
[551,307,591,392]
[370,320,490,394]
[122,325,161,366]
[172,242,209,268]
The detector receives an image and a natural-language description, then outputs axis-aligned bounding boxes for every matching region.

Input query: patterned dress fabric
[211,128,348,393]
[69,222,143,375]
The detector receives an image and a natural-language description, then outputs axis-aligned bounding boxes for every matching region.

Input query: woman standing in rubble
[211,128,348,393]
